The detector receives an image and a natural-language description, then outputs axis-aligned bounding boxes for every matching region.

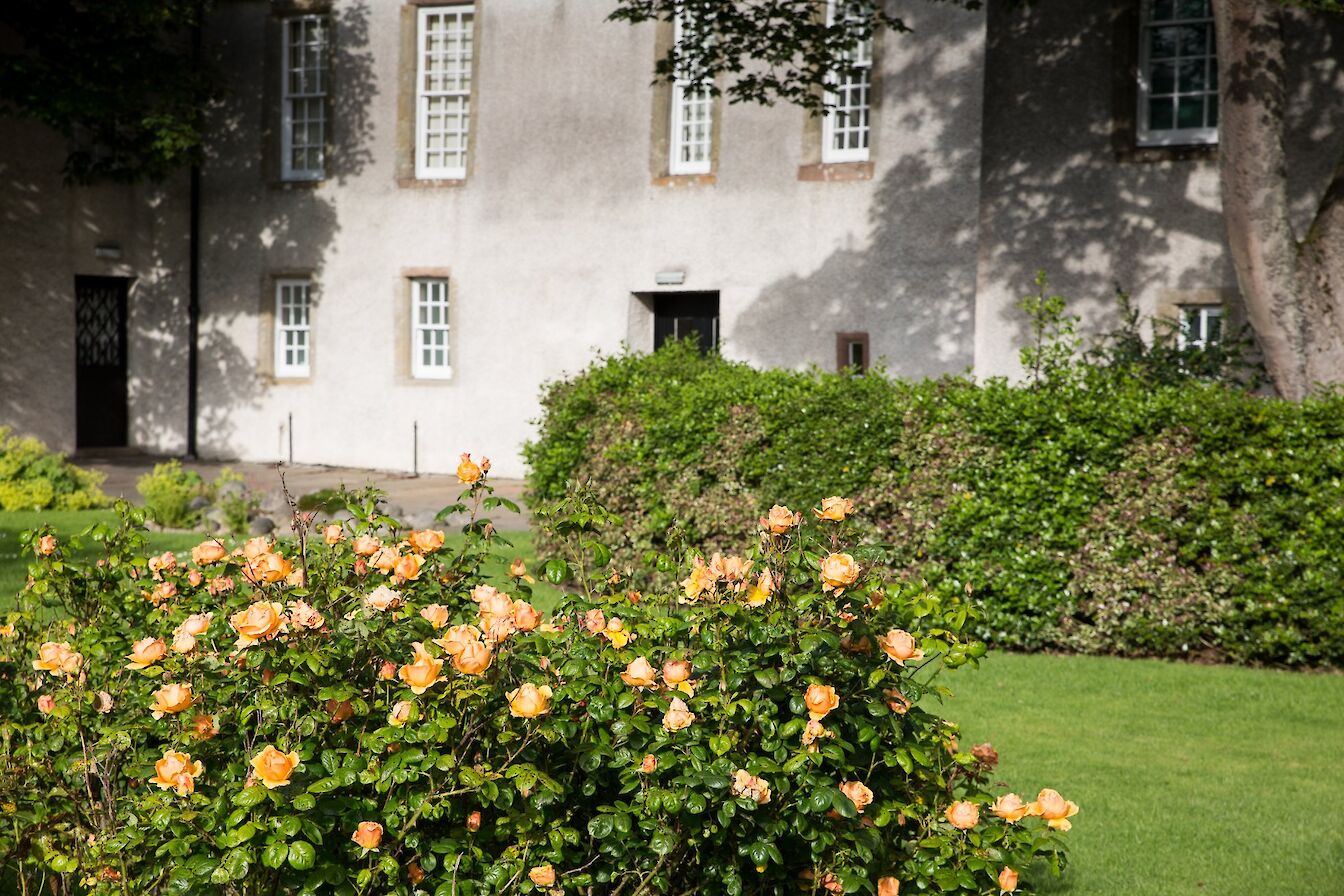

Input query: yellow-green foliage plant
[0,458,1076,895]
[0,426,108,512]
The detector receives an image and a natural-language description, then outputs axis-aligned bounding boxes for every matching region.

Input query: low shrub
[138,459,208,529]
[524,342,1344,667]
[0,464,1075,895]
[0,427,108,512]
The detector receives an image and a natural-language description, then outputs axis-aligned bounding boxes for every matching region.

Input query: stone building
[2,1,1341,477]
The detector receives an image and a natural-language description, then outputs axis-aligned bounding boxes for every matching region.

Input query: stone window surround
[395,267,459,384]
[396,0,482,189]
[648,16,722,187]
[259,270,317,384]
[263,1,334,188]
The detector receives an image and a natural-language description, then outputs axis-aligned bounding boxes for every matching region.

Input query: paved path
[73,451,530,531]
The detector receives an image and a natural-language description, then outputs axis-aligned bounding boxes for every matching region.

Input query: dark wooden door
[75,276,130,448]
[654,292,719,354]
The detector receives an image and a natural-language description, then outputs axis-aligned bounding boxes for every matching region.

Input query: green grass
[941,652,1344,895]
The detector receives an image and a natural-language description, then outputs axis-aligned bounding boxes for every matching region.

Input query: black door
[75,276,130,448]
[654,291,719,354]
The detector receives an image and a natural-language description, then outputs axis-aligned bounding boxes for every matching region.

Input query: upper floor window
[281,15,329,181]
[822,1,873,163]
[275,279,312,377]
[416,6,474,180]
[669,12,713,176]
[411,278,452,378]
[1137,0,1217,147]
[1178,305,1223,350]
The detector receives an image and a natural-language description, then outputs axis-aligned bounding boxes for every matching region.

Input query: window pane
[1153,0,1175,19]
[1149,27,1178,59]
[1177,96,1204,128]
[1150,61,1176,95]
[1178,25,1209,56]
[1175,0,1211,19]
[1149,98,1175,130]
[1178,60,1205,92]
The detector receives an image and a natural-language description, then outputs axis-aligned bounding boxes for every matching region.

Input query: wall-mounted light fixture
[94,242,123,260]
[655,270,686,286]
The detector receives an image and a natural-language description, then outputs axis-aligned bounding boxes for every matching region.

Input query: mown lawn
[942,652,1344,896]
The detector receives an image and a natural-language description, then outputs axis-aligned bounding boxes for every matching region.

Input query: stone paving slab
[73,451,530,532]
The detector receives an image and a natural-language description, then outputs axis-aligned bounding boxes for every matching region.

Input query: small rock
[215,480,246,498]
[382,502,405,521]
[249,516,276,536]
[204,507,230,530]
[189,495,212,510]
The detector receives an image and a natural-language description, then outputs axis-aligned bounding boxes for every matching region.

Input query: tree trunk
[1215,0,1344,398]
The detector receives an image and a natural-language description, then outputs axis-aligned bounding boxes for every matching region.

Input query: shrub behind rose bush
[0,465,1075,894]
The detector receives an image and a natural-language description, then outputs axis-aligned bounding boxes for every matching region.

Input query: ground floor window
[654,292,719,354]
[275,278,312,377]
[1178,304,1222,349]
[411,278,452,378]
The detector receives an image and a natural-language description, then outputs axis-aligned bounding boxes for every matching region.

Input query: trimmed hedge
[524,342,1344,667]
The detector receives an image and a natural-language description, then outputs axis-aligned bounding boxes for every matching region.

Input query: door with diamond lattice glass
[75,276,130,448]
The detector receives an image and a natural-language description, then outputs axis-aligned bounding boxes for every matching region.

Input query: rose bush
[0,465,1074,894]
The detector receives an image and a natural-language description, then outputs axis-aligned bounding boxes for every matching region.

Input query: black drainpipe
[185,21,202,459]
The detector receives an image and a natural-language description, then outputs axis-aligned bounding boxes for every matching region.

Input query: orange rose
[528,865,556,887]
[388,700,413,728]
[730,769,772,805]
[801,719,833,751]
[512,600,542,632]
[420,604,451,629]
[250,744,300,788]
[679,557,715,602]
[466,810,482,832]
[456,453,484,484]
[819,553,860,594]
[0,623,15,638]
[352,821,383,851]
[583,608,606,632]
[601,617,631,649]
[230,601,286,648]
[151,749,204,796]
[37,694,56,713]
[399,642,444,695]
[813,496,855,522]
[322,524,344,544]
[509,558,536,583]
[877,630,925,666]
[33,641,82,677]
[394,553,425,581]
[174,613,211,640]
[150,683,194,719]
[452,639,493,675]
[369,546,400,575]
[744,569,776,608]
[126,637,167,670]
[661,658,694,695]
[945,800,980,830]
[187,569,204,588]
[288,600,324,630]
[476,589,517,640]
[151,581,178,605]
[973,743,1000,768]
[507,682,553,718]
[433,624,483,657]
[326,699,354,723]
[662,696,696,732]
[95,691,114,713]
[364,585,401,613]
[241,537,272,559]
[640,754,658,774]
[877,878,900,896]
[192,713,219,740]
[884,688,912,715]
[191,540,227,565]
[352,534,381,556]
[148,550,178,576]
[244,551,292,585]
[839,780,874,814]
[997,867,1018,892]
[804,683,840,720]
[207,575,235,596]
[709,553,753,587]
[760,504,800,534]
[407,529,445,553]
[620,656,658,688]
[36,534,58,556]
[1025,788,1079,830]
[992,793,1028,822]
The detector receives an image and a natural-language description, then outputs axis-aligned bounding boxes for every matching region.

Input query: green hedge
[525,342,1344,667]
[0,427,108,512]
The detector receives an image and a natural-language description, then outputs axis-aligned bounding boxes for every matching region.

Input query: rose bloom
[528,865,556,887]
[819,553,860,594]
[744,569,776,608]
[452,639,493,676]
[191,540,227,565]
[352,821,383,851]
[709,553,753,587]
[388,700,413,728]
[151,581,178,605]
[456,452,484,484]
[877,630,925,666]
[679,556,716,602]
[172,630,197,654]
[250,745,300,788]
[466,810,482,832]
[509,558,536,583]
[840,780,875,814]
[394,553,425,581]
[640,754,658,774]
[326,699,354,723]
[583,608,606,633]
[434,624,483,657]
[477,591,517,640]
[0,623,15,638]
[364,585,401,613]
[351,534,381,556]
[973,743,1000,769]
[601,617,631,649]
[126,637,167,670]
[730,769,772,805]
[884,688,912,715]
[186,569,204,588]
[813,496,855,522]
[370,546,400,575]
[512,600,542,632]
[207,575,235,596]
[378,659,398,680]
[760,504,800,534]
[33,641,82,677]
[992,792,1028,822]
[662,658,694,694]
[192,713,219,739]
[151,749,204,796]
[997,867,1018,892]
[322,524,345,544]
[95,691,115,713]
[230,601,286,649]
[37,534,58,556]
[1026,788,1079,831]
[420,604,451,629]
[244,551,292,585]
[148,550,178,576]
[945,800,980,830]
[399,642,444,695]
[662,696,696,732]
[507,682,553,718]
[801,719,834,752]
[150,683,195,719]
[288,600,325,630]
[620,656,658,688]
[804,683,840,720]
[37,694,55,714]
[407,529,445,553]
[878,878,901,896]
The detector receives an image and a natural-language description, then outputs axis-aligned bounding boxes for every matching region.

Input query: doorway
[653,291,719,354]
[75,275,130,448]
